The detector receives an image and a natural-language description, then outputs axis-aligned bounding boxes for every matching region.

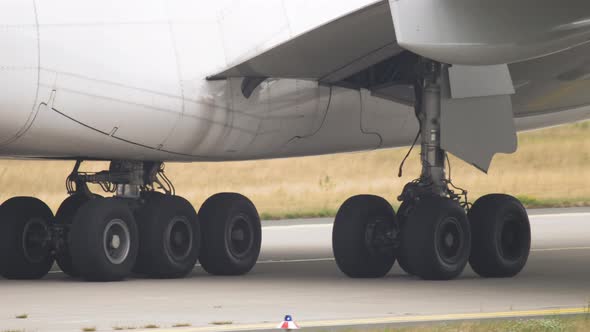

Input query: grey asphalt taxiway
[1,208,589,332]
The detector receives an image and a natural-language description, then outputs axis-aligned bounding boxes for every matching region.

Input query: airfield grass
[0,121,588,219]
[348,315,590,332]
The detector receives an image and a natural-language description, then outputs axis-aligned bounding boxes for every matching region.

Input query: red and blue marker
[277,315,300,330]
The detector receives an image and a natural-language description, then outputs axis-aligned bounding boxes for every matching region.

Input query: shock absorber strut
[419,63,447,196]
[399,61,450,203]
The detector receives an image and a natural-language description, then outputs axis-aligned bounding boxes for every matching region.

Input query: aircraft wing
[209,0,590,81]
[207,1,401,83]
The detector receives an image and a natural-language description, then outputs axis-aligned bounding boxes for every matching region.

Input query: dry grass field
[360,315,590,332]
[0,121,588,219]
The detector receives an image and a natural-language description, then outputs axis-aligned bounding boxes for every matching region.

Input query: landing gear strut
[394,62,472,280]
[332,61,531,280]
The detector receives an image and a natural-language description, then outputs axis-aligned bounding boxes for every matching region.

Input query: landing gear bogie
[333,60,531,282]
[49,161,264,281]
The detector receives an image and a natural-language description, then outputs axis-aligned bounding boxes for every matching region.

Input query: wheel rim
[165,216,193,261]
[435,217,466,265]
[103,219,131,265]
[227,213,254,259]
[498,214,528,262]
[22,218,50,263]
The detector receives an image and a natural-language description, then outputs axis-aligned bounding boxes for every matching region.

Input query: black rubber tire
[198,193,261,276]
[134,193,200,278]
[70,198,139,281]
[468,194,531,278]
[132,191,165,275]
[333,195,396,278]
[54,194,101,278]
[0,197,55,280]
[399,196,471,280]
[395,201,414,276]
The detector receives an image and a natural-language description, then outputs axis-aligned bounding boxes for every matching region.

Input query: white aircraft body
[0,0,589,282]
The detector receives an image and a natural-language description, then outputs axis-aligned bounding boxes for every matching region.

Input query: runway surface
[1,208,589,332]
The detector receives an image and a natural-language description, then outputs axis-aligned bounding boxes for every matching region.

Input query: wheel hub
[165,217,193,261]
[103,219,131,265]
[444,233,455,247]
[436,217,465,265]
[111,235,121,249]
[228,214,254,258]
[22,218,50,263]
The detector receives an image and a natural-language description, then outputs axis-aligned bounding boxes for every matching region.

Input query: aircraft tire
[332,195,396,278]
[469,194,531,278]
[0,197,55,280]
[134,193,200,278]
[70,197,138,281]
[399,196,471,280]
[198,193,261,276]
[394,201,414,276]
[54,194,101,278]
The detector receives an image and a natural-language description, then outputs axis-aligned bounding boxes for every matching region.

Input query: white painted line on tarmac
[263,212,590,230]
[531,247,590,252]
[47,246,590,275]
[264,224,331,230]
[256,258,334,264]
[532,212,590,218]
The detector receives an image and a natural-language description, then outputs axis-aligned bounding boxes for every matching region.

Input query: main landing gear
[0,161,262,281]
[333,62,531,280]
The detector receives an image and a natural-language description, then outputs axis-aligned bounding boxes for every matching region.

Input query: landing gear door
[440,65,517,172]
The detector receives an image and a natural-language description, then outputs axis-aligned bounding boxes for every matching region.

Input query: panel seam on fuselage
[158,3,187,151]
[49,106,210,160]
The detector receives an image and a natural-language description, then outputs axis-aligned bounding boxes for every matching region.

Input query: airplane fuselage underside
[0,0,589,163]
